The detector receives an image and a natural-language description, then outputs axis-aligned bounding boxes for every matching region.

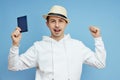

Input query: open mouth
[54,29,61,33]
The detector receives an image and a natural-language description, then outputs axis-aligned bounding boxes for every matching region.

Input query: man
[8,5,106,80]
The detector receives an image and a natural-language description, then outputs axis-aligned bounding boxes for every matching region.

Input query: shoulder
[33,40,50,49]
[70,38,82,43]
[68,38,85,46]
[33,40,45,47]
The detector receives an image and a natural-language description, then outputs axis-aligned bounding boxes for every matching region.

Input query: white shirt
[8,34,106,80]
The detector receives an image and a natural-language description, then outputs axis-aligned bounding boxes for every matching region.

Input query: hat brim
[43,14,69,23]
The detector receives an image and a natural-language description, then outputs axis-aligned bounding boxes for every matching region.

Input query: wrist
[12,42,19,47]
[93,34,101,38]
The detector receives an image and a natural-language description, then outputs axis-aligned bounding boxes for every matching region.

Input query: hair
[46,16,50,22]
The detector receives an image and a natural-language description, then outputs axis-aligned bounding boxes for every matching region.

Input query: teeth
[54,29,61,32]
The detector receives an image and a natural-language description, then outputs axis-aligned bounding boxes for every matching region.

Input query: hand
[89,26,101,38]
[11,27,22,46]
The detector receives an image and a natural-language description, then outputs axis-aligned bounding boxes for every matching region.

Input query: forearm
[94,37,106,68]
[8,46,20,71]
[8,46,28,71]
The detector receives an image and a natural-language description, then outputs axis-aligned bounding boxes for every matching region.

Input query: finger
[89,26,99,33]
[15,27,21,32]
[89,27,97,33]
[12,29,21,37]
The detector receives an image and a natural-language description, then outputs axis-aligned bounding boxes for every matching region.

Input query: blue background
[0,0,120,80]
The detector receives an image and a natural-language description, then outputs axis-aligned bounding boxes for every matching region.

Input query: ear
[46,21,49,28]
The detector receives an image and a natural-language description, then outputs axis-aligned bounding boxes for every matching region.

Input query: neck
[50,35,64,41]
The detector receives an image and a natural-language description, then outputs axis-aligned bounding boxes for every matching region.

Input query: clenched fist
[89,26,101,38]
[11,27,22,46]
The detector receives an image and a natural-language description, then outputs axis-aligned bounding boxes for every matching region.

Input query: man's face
[46,16,67,40]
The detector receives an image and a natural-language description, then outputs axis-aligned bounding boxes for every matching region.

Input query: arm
[8,27,37,71]
[83,26,106,69]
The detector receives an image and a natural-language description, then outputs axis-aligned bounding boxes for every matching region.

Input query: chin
[53,33,62,37]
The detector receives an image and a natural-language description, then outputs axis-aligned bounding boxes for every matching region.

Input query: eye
[59,19,66,23]
[59,19,64,22]
[50,20,55,23]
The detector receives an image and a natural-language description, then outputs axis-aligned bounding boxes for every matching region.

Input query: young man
[8,5,106,80]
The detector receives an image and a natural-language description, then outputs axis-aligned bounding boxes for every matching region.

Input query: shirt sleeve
[83,37,106,69]
[8,44,38,71]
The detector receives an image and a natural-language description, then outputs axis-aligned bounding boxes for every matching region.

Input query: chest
[37,43,84,72]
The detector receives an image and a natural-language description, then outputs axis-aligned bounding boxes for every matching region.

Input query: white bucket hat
[43,5,69,23]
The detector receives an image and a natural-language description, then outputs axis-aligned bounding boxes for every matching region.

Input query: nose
[55,21,59,28]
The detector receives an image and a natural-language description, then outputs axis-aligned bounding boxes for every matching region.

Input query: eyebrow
[49,18,65,21]
[48,17,67,23]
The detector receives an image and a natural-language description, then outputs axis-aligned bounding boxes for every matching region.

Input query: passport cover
[17,16,28,33]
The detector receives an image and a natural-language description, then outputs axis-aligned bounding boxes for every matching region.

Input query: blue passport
[17,16,28,33]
